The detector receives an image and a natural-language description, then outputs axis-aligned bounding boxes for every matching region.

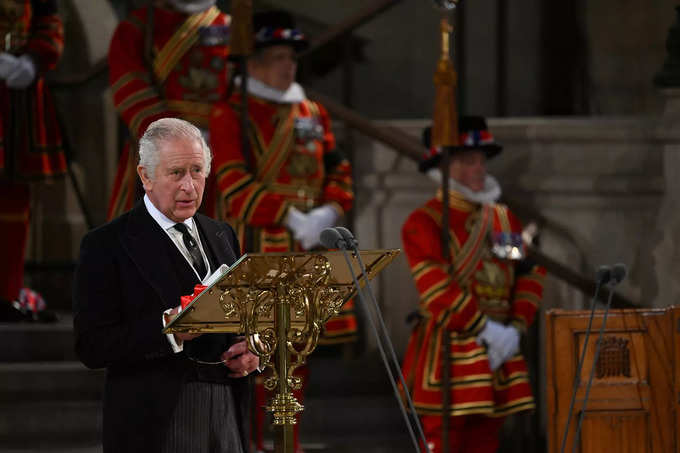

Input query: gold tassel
[431,17,458,149]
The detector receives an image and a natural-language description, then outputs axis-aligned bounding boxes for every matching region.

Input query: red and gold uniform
[107,5,230,218]
[0,0,64,303]
[210,92,356,344]
[401,190,545,452]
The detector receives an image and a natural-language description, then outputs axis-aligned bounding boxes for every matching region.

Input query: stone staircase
[298,350,414,452]
[0,315,414,452]
[0,313,104,452]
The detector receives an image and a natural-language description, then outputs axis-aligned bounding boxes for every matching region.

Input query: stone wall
[348,114,668,351]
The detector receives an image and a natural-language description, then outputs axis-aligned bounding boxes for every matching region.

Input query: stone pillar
[650,88,680,307]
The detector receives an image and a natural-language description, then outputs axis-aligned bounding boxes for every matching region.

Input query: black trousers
[162,381,245,453]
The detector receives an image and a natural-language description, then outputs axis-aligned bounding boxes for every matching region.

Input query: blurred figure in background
[0,0,64,321]
[106,0,230,219]
[400,117,546,453]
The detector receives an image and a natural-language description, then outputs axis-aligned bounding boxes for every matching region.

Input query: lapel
[119,201,197,311]
[194,213,239,267]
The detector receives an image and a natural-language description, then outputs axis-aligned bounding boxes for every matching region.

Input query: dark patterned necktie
[173,223,207,278]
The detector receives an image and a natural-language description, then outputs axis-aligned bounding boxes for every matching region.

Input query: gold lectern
[164,250,400,453]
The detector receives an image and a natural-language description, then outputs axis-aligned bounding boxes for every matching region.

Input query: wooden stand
[546,307,679,453]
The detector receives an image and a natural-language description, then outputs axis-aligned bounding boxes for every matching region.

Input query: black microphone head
[335,227,358,247]
[611,263,627,284]
[596,265,611,284]
[320,227,345,249]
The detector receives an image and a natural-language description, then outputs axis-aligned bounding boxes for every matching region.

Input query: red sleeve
[402,209,487,334]
[317,102,353,215]
[510,264,545,332]
[26,0,64,73]
[210,101,292,227]
[108,9,172,139]
[504,208,546,332]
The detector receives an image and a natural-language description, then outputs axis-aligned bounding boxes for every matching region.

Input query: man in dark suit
[73,117,259,453]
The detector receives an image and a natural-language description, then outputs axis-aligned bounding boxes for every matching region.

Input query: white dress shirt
[144,195,211,352]
[144,195,211,280]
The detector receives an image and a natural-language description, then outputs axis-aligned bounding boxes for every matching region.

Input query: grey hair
[138,117,212,179]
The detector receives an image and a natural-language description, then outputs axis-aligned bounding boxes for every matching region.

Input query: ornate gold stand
[164,250,399,453]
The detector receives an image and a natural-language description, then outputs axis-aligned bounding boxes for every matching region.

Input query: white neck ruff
[166,0,216,14]
[426,169,502,205]
[236,76,306,104]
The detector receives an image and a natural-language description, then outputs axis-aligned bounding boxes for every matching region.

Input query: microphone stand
[558,267,610,453]
[570,269,624,453]
[334,228,431,453]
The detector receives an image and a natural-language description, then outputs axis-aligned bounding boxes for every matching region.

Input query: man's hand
[163,306,201,342]
[221,339,260,378]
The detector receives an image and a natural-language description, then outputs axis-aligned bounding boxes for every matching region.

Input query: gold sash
[251,103,300,184]
[152,7,221,84]
[422,202,493,287]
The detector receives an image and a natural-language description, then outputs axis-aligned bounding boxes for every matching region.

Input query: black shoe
[0,300,30,322]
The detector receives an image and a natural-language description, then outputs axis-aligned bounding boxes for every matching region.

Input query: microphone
[595,265,611,285]
[335,226,358,249]
[611,263,627,285]
[331,227,430,453]
[320,227,347,250]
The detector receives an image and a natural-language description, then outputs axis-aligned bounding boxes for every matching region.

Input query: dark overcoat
[73,201,249,452]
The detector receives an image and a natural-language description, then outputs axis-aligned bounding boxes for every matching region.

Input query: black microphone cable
[569,263,627,453]
[558,265,612,453]
[332,227,431,453]
[319,228,429,453]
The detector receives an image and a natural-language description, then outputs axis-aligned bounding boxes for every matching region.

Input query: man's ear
[137,165,152,192]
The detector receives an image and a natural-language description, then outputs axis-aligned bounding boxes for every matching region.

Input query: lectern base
[274,424,295,453]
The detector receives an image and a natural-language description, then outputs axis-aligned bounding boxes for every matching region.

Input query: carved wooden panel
[580,410,650,453]
[546,307,676,453]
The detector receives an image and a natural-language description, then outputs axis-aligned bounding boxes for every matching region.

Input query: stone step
[0,362,104,402]
[0,361,104,447]
[0,361,406,446]
[0,313,76,362]
[2,446,101,453]
[0,400,102,447]
[300,394,413,436]
[305,350,405,397]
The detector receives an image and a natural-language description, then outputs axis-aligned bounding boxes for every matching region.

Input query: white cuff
[162,307,183,353]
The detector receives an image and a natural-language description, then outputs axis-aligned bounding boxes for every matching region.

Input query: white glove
[0,54,37,89]
[283,206,309,240]
[284,204,339,250]
[476,320,520,371]
[299,204,339,250]
[0,53,18,79]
